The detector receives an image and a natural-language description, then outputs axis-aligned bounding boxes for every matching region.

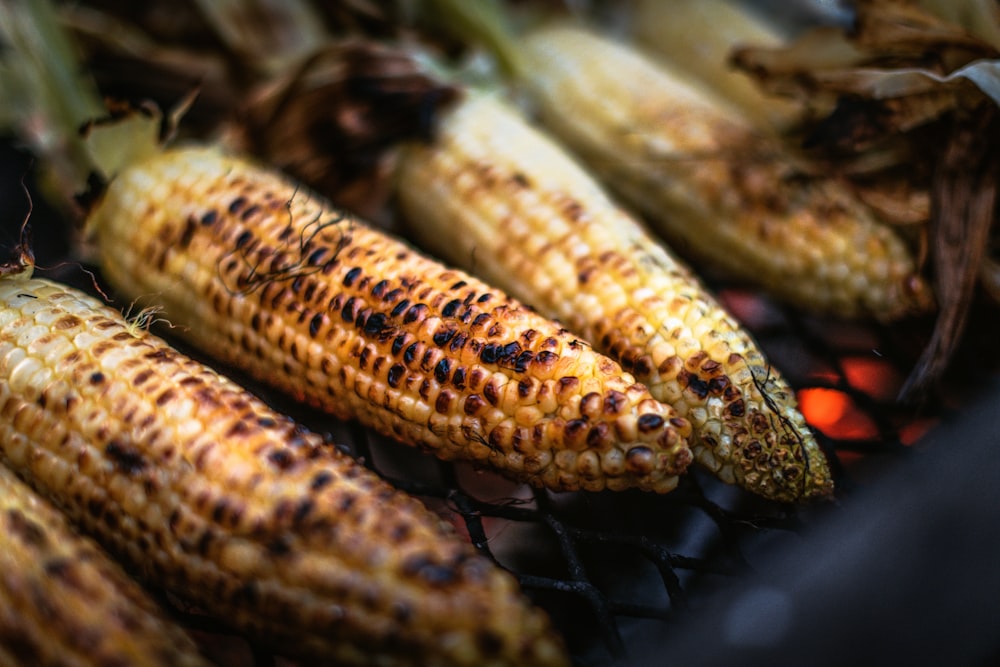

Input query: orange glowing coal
[798,387,879,440]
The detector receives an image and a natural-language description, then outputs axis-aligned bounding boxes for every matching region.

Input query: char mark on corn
[397,93,833,502]
[0,276,569,667]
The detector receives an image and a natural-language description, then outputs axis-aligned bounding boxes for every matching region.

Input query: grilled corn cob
[83,144,692,494]
[630,0,802,132]
[0,272,568,667]
[514,24,933,321]
[0,462,210,667]
[397,93,832,502]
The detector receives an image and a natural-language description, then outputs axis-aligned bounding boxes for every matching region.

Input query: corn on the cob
[82,144,692,494]
[0,273,568,667]
[397,93,832,502]
[630,0,802,132]
[0,462,210,667]
[516,24,933,321]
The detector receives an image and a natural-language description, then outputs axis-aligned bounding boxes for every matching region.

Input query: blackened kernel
[604,390,627,414]
[387,363,406,388]
[309,313,324,338]
[226,421,249,437]
[420,349,437,372]
[587,423,609,446]
[306,248,327,266]
[341,297,358,323]
[105,441,146,475]
[684,374,711,399]
[419,379,433,400]
[391,333,408,357]
[384,288,404,302]
[480,343,499,365]
[442,299,461,317]
[535,350,558,366]
[363,312,388,336]
[404,303,429,324]
[294,499,315,525]
[472,312,492,328]
[371,279,389,299]
[434,358,451,384]
[403,342,419,365]
[228,196,247,214]
[234,230,253,249]
[179,217,197,248]
[433,328,456,347]
[477,293,492,303]
[451,367,467,389]
[500,341,521,361]
[241,204,261,221]
[200,210,218,225]
[358,347,371,370]
[449,333,468,352]
[637,414,665,433]
[708,377,729,394]
[310,470,334,491]
[450,281,467,290]
[514,350,534,373]
[343,267,362,287]
[391,299,411,318]
[517,379,533,398]
[89,372,105,385]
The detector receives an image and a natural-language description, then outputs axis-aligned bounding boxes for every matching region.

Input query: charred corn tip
[0,276,569,667]
[516,24,933,322]
[0,463,210,667]
[85,144,693,495]
[397,93,833,503]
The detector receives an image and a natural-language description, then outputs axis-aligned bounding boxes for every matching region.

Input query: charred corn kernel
[0,463,209,667]
[0,275,568,667]
[397,93,833,502]
[516,24,933,321]
[631,0,801,131]
[83,145,692,494]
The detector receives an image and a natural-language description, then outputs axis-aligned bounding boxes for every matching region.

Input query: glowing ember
[798,387,880,440]
[841,355,903,402]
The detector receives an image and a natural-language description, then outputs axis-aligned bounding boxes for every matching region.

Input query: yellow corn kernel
[0,462,210,667]
[518,24,933,321]
[0,275,568,667]
[82,144,692,494]
[397,93,833,502]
